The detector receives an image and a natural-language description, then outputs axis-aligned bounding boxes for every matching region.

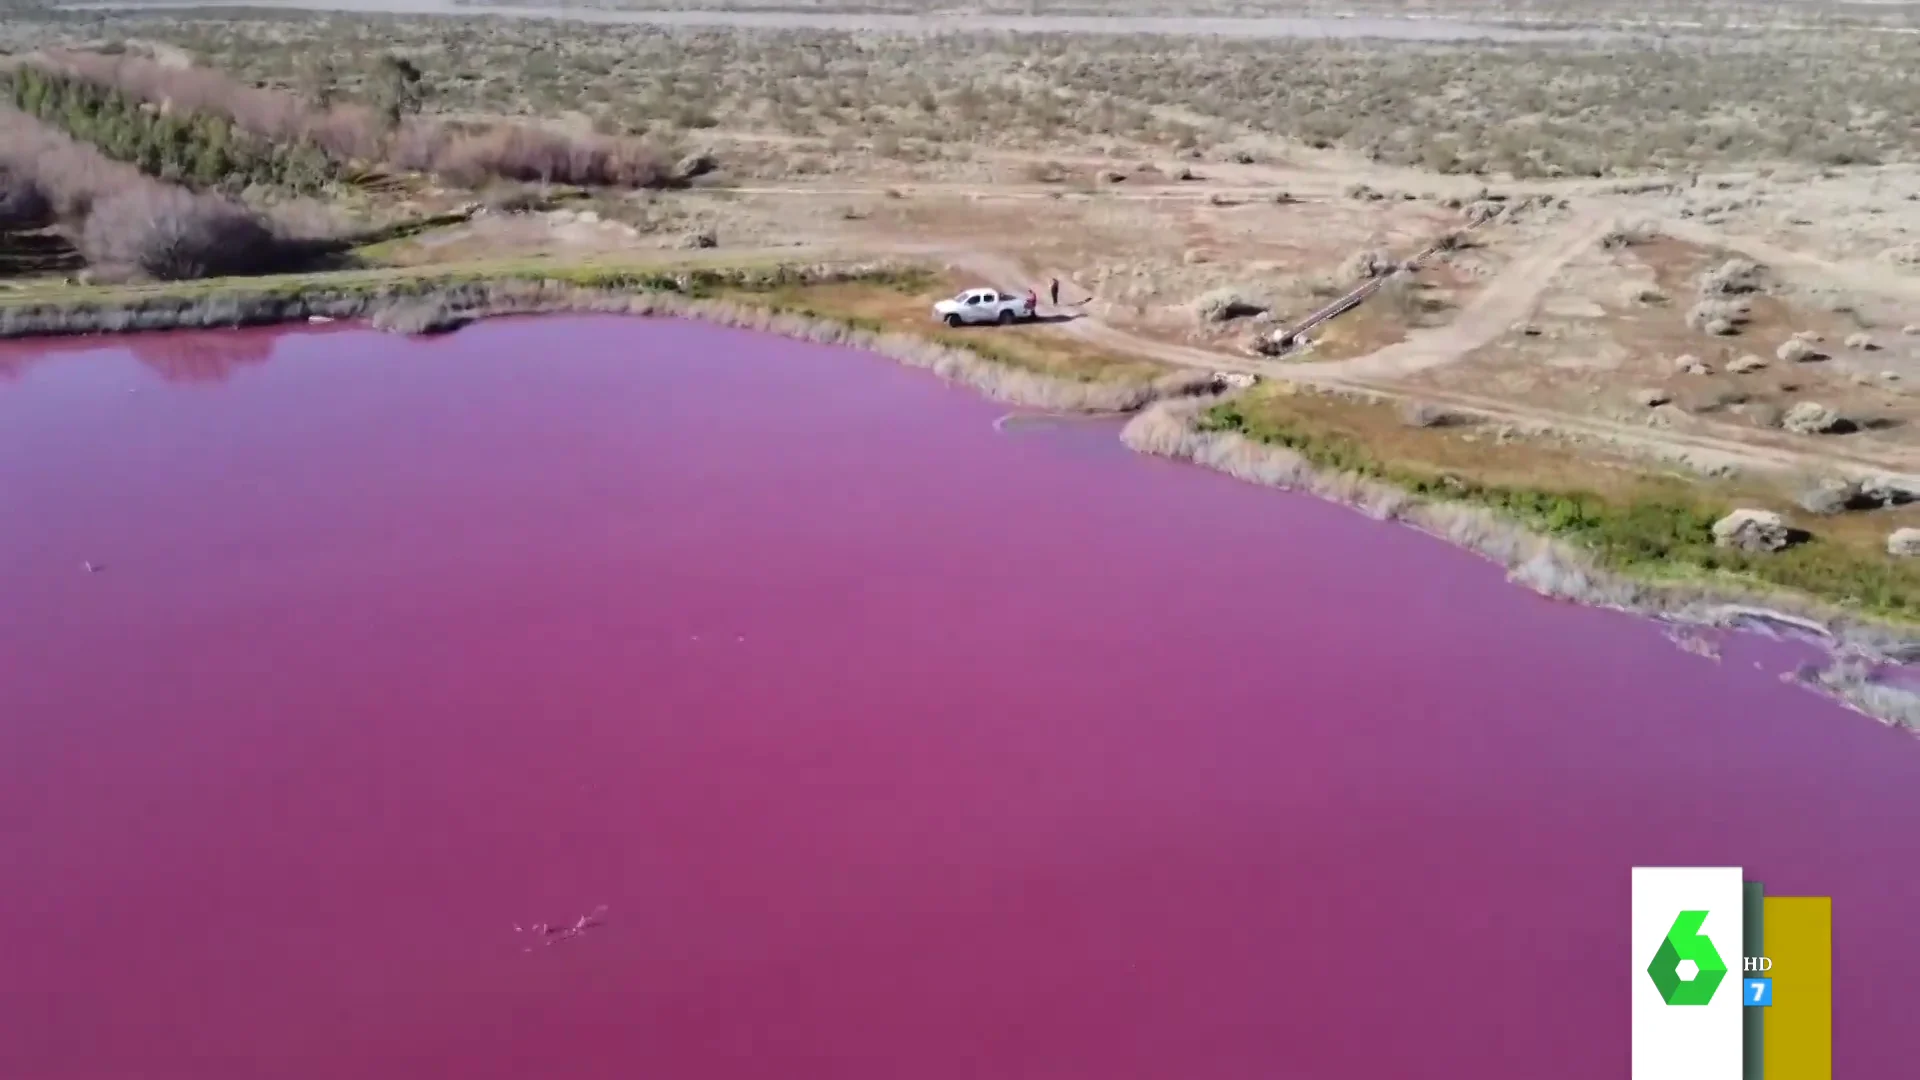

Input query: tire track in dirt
[1301,206,1615,381]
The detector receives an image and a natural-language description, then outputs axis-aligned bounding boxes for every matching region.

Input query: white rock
[1795,477,1857,515]
[1634,387,1673,407]
[1728,354,1767,373]
[1713,509,1792,552]
[1889,528,1920,557]
[1863,476,1919,506]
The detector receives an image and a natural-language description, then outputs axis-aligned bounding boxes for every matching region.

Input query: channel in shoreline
[5,261,1917,728]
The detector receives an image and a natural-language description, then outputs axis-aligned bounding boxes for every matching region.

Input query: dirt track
[924,204,1920,486]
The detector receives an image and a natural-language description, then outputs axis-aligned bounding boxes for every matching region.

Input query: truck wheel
[998,310,1015,325]
[945,313,963,328]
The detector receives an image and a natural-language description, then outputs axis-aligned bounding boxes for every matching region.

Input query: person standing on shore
[1048,277,1060,309]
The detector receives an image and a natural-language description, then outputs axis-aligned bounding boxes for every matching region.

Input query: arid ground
[10,0,1920,625]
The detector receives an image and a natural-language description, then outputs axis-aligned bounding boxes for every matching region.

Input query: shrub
[1193,286,1267,323]
[1777,337,1822,363]
[432,125,674,188]
[3,105,311,281]
[1697,257,1766,297]
[32,49,384,163]
[1398,400,1459,428]
[80,187,290,280]
[20,50,683,192]
[1600,219,1655,248]
[1339,248,1395,281]
[0,104,147,220]
[1687,297,1751,333]
[0,167,53,230]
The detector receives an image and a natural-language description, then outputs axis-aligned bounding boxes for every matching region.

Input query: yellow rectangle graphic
[1762,896,1831,1080]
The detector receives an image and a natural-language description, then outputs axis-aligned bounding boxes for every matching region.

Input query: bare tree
[368,54,425,129]
[81,186,286,280]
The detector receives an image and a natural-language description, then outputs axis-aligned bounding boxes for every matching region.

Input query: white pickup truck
[932,287,1036,328]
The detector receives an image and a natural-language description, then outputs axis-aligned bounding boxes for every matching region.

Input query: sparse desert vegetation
[12,10,1916,176]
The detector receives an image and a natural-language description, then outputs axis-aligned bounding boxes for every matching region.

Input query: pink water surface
[2,318,1916,1079]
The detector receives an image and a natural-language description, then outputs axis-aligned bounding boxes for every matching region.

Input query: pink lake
[1,317,1915,1079]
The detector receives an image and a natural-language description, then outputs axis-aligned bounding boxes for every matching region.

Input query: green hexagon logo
[1647,910,1728,1005]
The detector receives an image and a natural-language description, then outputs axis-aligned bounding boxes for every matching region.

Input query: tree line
[1,65,342,195]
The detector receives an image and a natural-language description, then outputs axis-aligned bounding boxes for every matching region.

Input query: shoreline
[5,267,1917,729]
[0,265,1221,412]
[1122,398,1920,729]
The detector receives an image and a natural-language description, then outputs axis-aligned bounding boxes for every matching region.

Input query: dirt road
[930,207,1920,485]
[1308,207,1617,381]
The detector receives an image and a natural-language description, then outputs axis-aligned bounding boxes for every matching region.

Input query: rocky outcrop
[1712,509,1793,552]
